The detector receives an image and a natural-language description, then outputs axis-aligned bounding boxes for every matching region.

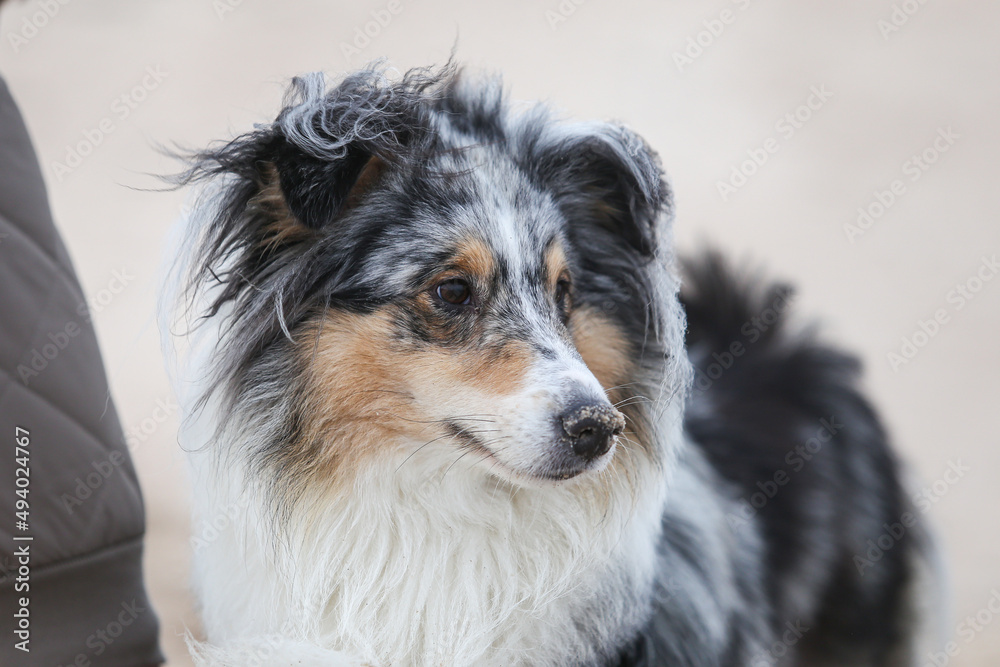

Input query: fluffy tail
[680,250,943,666]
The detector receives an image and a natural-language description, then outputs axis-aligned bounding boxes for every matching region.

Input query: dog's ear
[267,141,386,230]
[537,125,668,257]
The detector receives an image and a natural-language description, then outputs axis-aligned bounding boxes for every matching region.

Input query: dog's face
[184,68,681,489]
[295,150,637,482]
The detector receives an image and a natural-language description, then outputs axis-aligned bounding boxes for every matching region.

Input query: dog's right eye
[434,279,474,307]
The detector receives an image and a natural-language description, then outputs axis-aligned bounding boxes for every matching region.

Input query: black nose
[560,402,625,460]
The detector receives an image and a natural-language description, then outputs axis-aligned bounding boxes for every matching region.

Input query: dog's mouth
[442,419,617,484]
[533,465,592,482]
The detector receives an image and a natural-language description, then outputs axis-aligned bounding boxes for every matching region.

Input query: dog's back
[664,251,944,666]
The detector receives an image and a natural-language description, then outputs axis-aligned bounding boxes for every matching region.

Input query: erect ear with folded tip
[538,126,669,257]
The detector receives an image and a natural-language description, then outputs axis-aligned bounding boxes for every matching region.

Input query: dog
[163,63,944,666]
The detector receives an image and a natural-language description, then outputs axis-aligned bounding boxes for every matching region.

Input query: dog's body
[166,65,942,666]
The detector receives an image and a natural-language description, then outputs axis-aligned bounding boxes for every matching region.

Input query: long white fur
[163,74,700,666]
[167,238,692,666]
[178,338,688,665]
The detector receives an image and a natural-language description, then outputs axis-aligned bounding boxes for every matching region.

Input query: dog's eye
[555,277,571,315]
[435,279,473,307]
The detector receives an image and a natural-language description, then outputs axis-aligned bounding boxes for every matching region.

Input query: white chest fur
[188,438,670,667]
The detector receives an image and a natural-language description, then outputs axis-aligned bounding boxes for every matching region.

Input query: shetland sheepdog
[163,63,943,666]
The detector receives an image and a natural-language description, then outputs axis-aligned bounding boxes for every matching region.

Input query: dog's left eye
[434,279,474,307]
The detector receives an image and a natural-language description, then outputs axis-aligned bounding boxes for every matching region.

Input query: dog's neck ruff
[186,403,679,667]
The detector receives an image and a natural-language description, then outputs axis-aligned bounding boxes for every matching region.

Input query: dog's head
[176,64,688,490]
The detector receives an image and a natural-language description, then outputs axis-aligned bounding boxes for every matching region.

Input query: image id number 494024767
[13,426,32,653]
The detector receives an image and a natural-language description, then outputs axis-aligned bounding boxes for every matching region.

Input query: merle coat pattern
[165,63,941,667]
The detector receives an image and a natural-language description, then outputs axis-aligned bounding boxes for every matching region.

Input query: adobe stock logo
[844,127,959,243]
[887,255,998,372]
[716,85,834,202]
[50,66,168,181]
[5,0,73,53]
[926,589,1000,667]
[339,0,405,61]
[545,0,590,31]
[691,288,794,397]
[725,416,843,532]
[671,0,755,73]
[60,395,179,514]
[16,321,82,386]
[877,0,932,40]
[54,599,148,667]
[854,459,969,577]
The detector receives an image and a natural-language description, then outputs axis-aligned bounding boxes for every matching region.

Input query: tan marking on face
[297,303,533,485]
[414,236,530,395]
[293,311,418,486]
[569,306,633,399]
[412,339,531,398]
[448,236,496,280]
[569,306,656,464]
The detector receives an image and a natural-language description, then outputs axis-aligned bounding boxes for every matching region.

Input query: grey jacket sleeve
[0,76,163,666]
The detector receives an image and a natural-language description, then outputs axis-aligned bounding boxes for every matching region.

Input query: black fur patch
[677,250,917,665]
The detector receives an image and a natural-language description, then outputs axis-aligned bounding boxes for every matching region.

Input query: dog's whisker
[442,449,478,479]
[394,434,451,473]
[603,382,641,394]
[613,395,652,409]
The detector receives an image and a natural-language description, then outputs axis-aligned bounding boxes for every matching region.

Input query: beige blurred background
[1,0,997,664]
